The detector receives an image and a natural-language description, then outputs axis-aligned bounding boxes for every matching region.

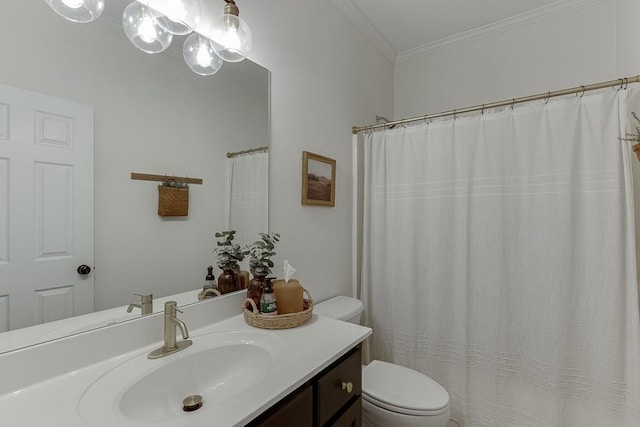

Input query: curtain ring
[400,120,406,128]
[617,79,624,91]
[453,109,457,120]
[481,104,485,115]
[510,99,515,110]
[423,114,429,124]
[545,92,551,104]
[624,77,629,90]
[579,86,586,98]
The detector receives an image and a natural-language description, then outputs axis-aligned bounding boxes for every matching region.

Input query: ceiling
[334,0,569,62]
[104,0,573,64]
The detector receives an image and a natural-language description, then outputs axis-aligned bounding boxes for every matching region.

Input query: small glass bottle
[204,265,217,291]
[260,278,277,316]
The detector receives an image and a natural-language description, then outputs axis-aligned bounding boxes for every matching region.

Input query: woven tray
[242,288,313,329]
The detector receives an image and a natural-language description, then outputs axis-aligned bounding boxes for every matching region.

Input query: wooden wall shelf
[130,173,203,185]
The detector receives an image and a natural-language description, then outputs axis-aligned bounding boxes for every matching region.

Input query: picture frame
[302,151,336,207]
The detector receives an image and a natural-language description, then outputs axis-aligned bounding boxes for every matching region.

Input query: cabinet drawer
[253,384,313,427]
[332,397,361,427]
[317,348,362,426]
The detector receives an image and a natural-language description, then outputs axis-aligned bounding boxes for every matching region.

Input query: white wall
[0,1,268,310]
[1,1,394,311]
[242,0,394,302]
[394,0,617,119]
[616,0,640,75]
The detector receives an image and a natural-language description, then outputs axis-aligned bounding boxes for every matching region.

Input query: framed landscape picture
[302,151,336,207]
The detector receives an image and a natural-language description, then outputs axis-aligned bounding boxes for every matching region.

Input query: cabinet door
[317,348,362,426]
[256,384,313,427]
[331,397,362,427]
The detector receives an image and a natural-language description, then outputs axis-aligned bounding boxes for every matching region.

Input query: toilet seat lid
[362,360,449,415]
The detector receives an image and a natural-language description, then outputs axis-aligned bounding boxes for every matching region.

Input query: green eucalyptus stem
[248,232,280,276]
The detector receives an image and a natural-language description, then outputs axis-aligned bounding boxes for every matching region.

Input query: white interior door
[0,84,94,332]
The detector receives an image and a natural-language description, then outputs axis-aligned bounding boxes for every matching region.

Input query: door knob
[77,264,92,275]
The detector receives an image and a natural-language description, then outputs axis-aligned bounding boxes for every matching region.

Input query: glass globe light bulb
[62,0,84,8]
[138,15,158,44]
[122,2,173,54]
[208,7,252,62]
[145,0,201,36]
[183,33,223,76]
[46,0,104,23]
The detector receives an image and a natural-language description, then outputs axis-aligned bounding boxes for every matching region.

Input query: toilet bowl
[314,296,451,427]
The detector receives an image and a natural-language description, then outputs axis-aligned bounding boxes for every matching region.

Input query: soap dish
[242,288,313,329]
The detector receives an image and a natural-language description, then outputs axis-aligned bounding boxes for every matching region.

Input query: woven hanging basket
[242,287,313,329]
[158,185,189,216]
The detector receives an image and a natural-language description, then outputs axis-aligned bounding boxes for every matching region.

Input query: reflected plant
[213,230,248,272]
[626,112,640,142]
[621,112,640,161]
[160,176,188,188]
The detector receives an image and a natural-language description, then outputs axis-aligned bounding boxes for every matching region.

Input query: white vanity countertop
[0,289,203,353]
[0,313,371,426]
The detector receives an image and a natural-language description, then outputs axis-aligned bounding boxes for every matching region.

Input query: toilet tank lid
[362,360,449,413]
[313,296,363,321]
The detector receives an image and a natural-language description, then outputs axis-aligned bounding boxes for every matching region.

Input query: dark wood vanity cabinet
[248,346,362,427]
[254,384,314,427]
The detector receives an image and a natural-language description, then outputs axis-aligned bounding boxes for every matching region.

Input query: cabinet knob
[341,381,353,394]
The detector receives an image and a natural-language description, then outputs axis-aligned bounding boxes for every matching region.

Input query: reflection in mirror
[0,0,269,353]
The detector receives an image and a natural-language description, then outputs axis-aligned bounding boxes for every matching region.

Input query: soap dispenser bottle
[204,265,217,291]
[198,266,220,300]
[260,277,277,316]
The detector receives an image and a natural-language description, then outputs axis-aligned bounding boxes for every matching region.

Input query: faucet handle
[164,300,183,315]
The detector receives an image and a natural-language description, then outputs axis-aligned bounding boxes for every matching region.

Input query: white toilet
[314,296,451,427]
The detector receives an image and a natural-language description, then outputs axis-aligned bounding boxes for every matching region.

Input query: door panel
[0,84,94,332]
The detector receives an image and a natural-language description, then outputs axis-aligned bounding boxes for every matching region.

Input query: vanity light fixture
[208,0,252,63]
[183,32,223,76]
[122,1,173,54]
[141,0,201,36]
[45,0,252,76]
[45,0,104,23]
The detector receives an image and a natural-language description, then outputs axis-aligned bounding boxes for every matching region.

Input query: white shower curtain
[225,150,269,247]
[361,89,640,426]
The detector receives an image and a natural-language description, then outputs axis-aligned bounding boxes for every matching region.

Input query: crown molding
[332,0,397,64]
[394,0,609,63]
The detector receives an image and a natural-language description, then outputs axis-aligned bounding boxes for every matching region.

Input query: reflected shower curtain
[361,89,640,426]
[225,150,269,247]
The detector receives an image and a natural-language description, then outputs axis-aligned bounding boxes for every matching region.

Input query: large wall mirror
[0,0,269,352]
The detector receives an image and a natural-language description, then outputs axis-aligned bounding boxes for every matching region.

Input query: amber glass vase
[218,269,240,294]
[246,275,267,312]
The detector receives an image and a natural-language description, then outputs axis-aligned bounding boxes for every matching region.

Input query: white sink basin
[78,330,288,426]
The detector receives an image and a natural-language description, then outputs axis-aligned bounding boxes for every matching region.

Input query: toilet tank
[314,296,364,324]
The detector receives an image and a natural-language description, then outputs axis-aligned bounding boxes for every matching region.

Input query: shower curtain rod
[352,75,640,134]
[226,145,269,158]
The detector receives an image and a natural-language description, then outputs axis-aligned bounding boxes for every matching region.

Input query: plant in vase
[246,232,280,311]
[213,230,248,294]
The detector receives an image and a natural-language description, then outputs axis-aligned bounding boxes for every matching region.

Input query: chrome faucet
[127,293,153,315]
[147,301,193,359]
